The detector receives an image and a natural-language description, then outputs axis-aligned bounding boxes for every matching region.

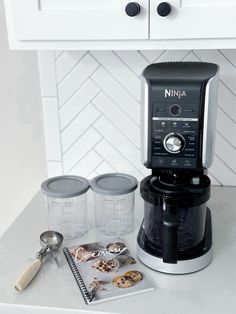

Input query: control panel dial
[164,133,186,154]
[169,104,181,116]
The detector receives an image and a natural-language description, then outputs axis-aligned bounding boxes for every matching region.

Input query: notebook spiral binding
[63,247,93,305]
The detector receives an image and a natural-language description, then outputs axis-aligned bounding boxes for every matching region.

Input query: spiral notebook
[63,238,155,305]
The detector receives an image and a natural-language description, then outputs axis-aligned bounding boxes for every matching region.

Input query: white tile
[218,82,236,122]
[61,104,101,152]
[47,161,63,177]
[92,67,140,124]
[220,50,236,67]
[90,51,140,101]
[208,172,221,186]
[42,97,62,161]
[139,50,165,63]
[63,128,102,173]
[68,150,103,177]
[95,139,143,181]
[95,161,116,175]
[216,107,236,147]
[115,51,149,76]
[60,79,100,129]
[183,51,200,62]
[215,132,236,172]
[157,50,191,62]
[87,171,99,180]
[55,51,64,59]
[38,52,57,97]
[209,156,236,186]
[58,53,99,106]
[56,51,87,83]
[94,116,143,170]
[92,92,140,147]
[195,50,236,95]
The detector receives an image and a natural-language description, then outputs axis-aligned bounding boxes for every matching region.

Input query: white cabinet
[4,0,236,49]
[6,0,148,41]
[150,0,236,40]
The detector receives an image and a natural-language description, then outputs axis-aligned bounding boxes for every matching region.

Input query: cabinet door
[150,0,236,39]
[7,0,149,40]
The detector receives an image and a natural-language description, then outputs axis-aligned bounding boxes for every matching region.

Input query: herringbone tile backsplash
[38,50,236,186]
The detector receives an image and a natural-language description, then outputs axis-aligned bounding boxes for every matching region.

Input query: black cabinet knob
[157,2,171,17]
[125,2,141,17]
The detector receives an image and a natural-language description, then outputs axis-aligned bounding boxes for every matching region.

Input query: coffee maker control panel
[150,100,200,170]
[141,62,219,171]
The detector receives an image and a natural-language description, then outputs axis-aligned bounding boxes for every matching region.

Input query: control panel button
[183,122,191,128]
[184,159,192,167]
[152,157,196,169]
[163,133,185,154]
[156,108,167,113]
[184,109,194,113]
[169,104,181,116]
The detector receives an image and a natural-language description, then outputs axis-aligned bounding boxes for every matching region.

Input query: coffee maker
[137,62,219,274]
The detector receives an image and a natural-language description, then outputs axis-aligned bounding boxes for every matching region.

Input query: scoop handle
[15,258,42,291]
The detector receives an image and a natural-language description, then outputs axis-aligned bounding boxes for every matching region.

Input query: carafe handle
[163,203,178,264]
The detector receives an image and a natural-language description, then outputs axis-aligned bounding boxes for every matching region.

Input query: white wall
[0,0,47,237]
[39,50,236,186]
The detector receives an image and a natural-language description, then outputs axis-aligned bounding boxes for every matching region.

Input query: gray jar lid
[41,175,89,198]
[90,173,138,196]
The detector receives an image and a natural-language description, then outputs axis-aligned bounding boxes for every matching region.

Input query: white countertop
[0,187,236,314]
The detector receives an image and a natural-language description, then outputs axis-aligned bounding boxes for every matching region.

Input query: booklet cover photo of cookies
[63,239,155,305]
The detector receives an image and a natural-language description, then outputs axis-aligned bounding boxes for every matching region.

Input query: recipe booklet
[63,238,155,305]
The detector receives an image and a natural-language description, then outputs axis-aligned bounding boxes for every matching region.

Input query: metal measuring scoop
[15,231,63,291]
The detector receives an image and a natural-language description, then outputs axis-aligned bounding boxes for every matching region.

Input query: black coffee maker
[137,62,219,274]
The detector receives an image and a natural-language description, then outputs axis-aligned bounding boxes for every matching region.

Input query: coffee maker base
[137,244,212,275]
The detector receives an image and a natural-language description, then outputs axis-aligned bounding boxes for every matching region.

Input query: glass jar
[90,173,138,236]
[41,176,89,240]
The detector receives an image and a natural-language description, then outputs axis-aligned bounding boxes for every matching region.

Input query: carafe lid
[90,173,138,196]
[41,175,90,198]
[140,174,211,207]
